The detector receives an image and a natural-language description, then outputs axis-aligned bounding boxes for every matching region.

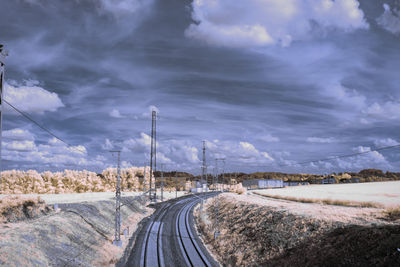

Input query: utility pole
[222,159,225,192]
[110,150,122,247]
[214,158,224,239]
[154,111,157,201]
[143,163,146,192]
[215,158,225,192]
[201,141,207,186]
[161,164,164,202]
[0,44,7,183]
[149,110,157,201]
[175,171,178,198]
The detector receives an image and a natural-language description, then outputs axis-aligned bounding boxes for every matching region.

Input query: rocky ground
[195,193,400,267]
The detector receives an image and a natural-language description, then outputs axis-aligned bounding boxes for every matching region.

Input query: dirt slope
[0,195,152,266]
[195,193,400,266]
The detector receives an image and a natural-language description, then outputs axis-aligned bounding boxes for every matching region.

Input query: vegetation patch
[384,205,400,221]
[254,192,382,208]
[0,195,152,266]
[0,195,52,223]
[195,195,400,266]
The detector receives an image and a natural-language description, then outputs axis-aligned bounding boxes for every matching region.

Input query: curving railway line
[126,193,219,267]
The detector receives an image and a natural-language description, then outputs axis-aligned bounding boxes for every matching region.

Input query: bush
[0,195,52,223]
[0,167,151,194]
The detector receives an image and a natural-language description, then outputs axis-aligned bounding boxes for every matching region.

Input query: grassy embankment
[195,194,400,266]
[0,195,152,266]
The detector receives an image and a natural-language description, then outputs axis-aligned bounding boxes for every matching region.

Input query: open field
[254,181,400,208]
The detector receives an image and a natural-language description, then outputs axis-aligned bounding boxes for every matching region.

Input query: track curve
[126,193,219,267]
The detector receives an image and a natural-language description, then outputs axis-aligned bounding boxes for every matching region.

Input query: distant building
[322,176,336,184]
[242,179,283,189]
[283,181,309,186]
[190,181,209,193]
[310,179,323,184]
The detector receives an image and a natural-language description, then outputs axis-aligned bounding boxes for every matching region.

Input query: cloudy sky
[1,0,400,174]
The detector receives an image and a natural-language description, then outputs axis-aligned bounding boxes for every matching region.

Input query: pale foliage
[229,183,246,194]
[0,167,152,194]
[0,195,50,222]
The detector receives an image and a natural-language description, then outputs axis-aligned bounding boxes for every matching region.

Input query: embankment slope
[195,193,400,266]
[0,195,152,266]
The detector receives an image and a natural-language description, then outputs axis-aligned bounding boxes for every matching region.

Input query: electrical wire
[5,98,400,171]
[278,144,400,168]
[204,143,400,171]
[4,99,85,154]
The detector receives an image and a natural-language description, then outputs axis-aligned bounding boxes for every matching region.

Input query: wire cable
[278,144,400,168]
[205,143,400,171]
[4,99,85,154]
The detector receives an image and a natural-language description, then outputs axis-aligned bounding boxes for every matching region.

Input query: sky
[1,0,400,174]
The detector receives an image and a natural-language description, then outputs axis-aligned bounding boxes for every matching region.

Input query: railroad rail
[139,195,215,267]
[176,199,212,267]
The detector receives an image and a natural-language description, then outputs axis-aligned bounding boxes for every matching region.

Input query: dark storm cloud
[1,0,400,173]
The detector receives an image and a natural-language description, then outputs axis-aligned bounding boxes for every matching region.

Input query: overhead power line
[3,99,85,154]
[209,143,400,171]
[278,143,400,168]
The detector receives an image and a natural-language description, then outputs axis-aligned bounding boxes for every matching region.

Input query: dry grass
[384,205,400,221]
[228,183,247,195]
[0,195,52,223]
[195,196,335,266]
[254,192,382,208]
[0,195,152,266]
[195,195,400,266]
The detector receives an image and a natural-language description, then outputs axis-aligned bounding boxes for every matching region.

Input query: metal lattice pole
[161,164,164,201]
[0,44,7,183]
[143,163,146,192]
[222,159,225,192]
[110,150,121,246]
[154,111,157,201]
[215,159,218,191]
[214,159,219,239]
[202,141,207,185]
[175,171,178,198]
[149,110,156,201]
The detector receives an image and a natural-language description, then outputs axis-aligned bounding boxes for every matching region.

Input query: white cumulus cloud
[102,138,114,150]
[109,109,124,118]
[186,0,368,48]
[307,137,336,143]
[309,145,390,171]
[374,138,399,148]
[3,128,35,141]
[4,80,64,114]
[2,129,100,168]
[377,3,400,35]
[97,0,154,16]
[259,134,280,142]
[363,101,400,121]
[206,140,275,164]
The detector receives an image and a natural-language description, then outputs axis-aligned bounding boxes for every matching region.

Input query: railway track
[176,199,212,267]
[138,195,215,267]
